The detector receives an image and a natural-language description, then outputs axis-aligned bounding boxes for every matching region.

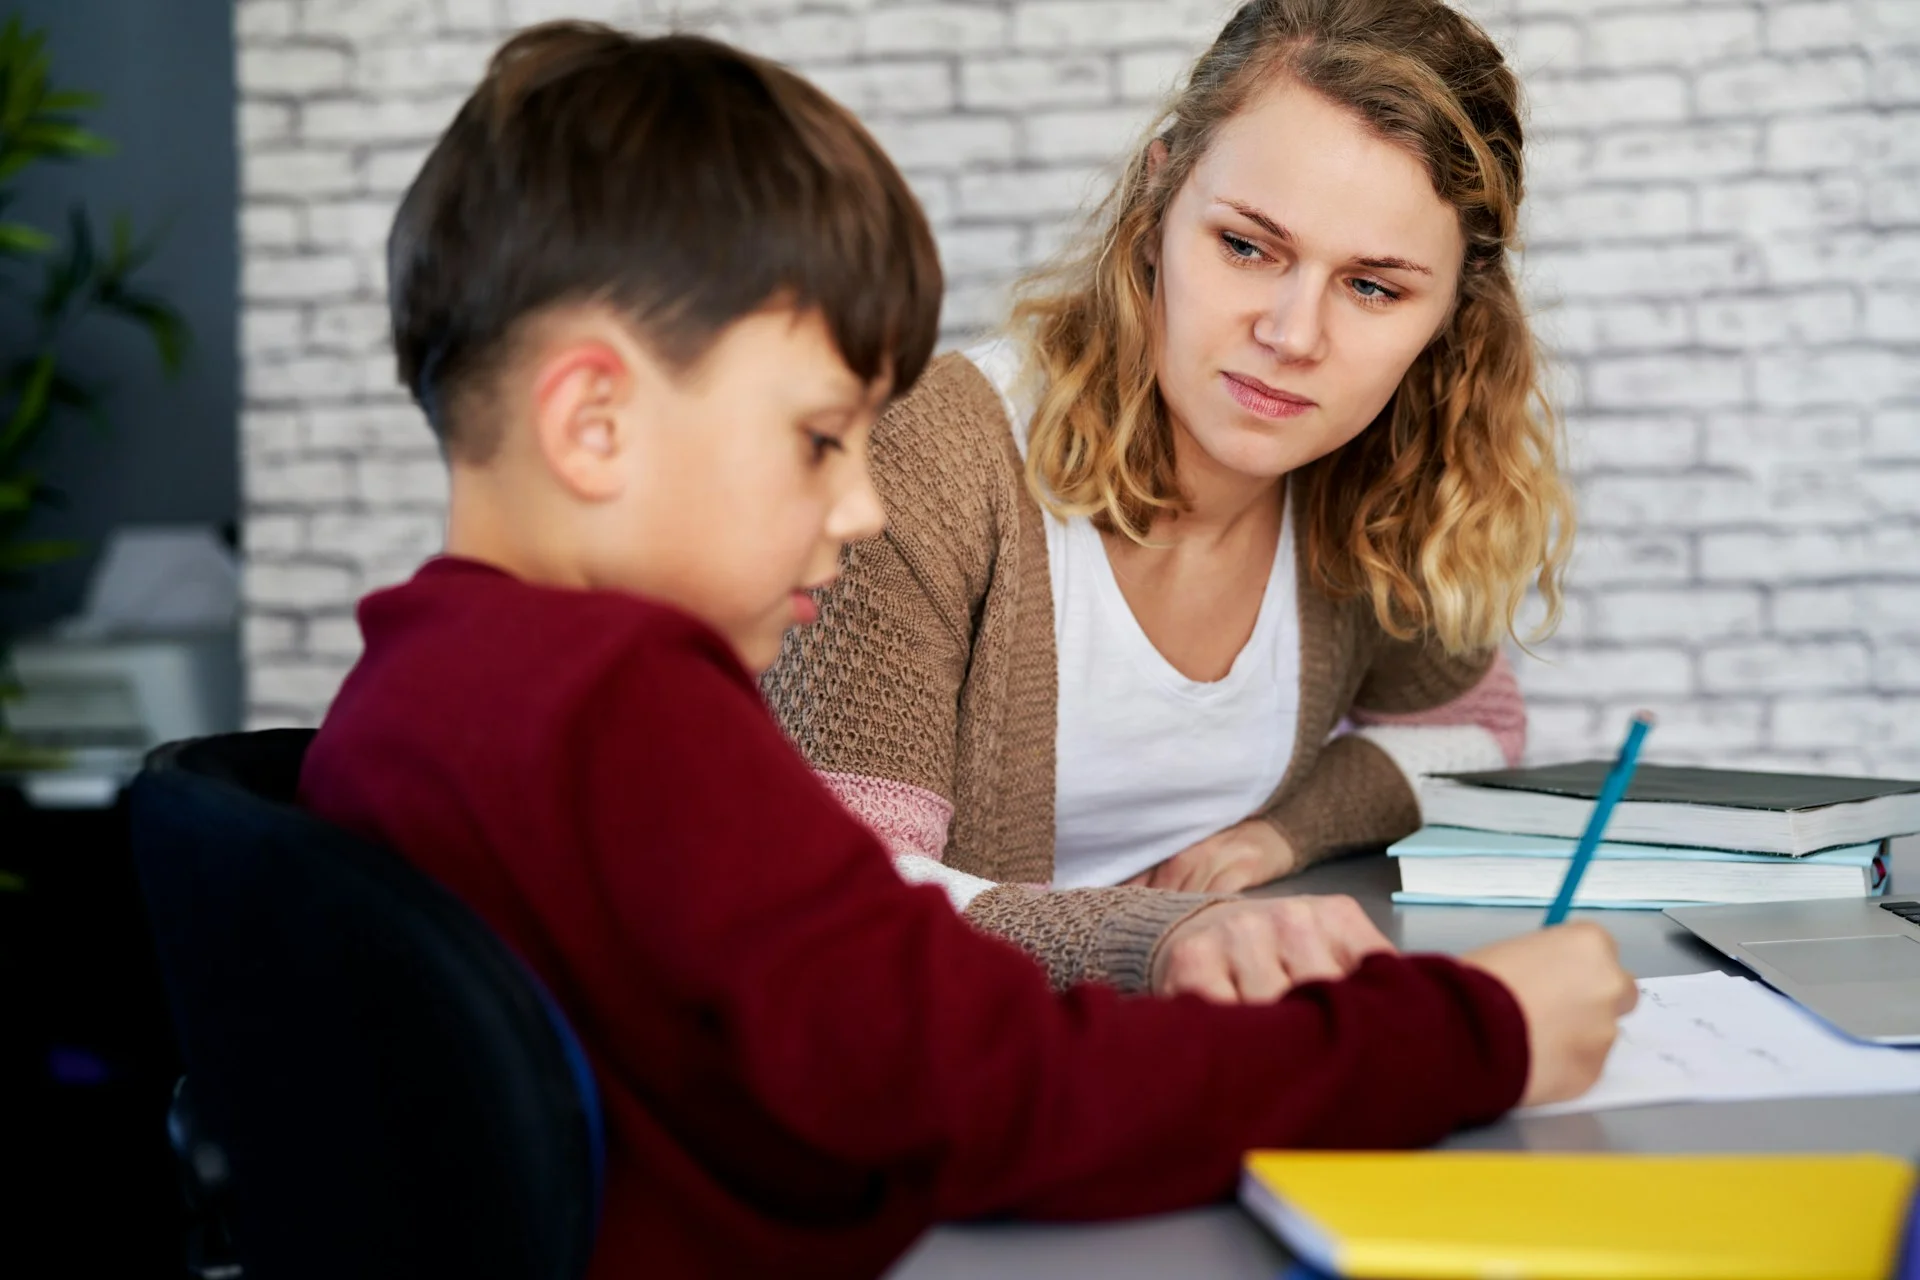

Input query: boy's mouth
[792,578,835,626]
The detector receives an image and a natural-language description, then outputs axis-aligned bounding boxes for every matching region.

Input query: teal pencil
[1542,712,1656,926]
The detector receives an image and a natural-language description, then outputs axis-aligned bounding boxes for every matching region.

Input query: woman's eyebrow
[1355,253,1433,276]
[1223,199,1293,243]
[1220,198,1433,277]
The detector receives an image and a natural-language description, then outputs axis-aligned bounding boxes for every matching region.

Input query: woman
[764,0,1571,999]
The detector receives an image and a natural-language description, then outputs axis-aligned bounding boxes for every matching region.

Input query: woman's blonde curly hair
[1011,0,1571,654]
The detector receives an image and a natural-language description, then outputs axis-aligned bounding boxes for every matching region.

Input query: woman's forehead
[1194,82,1464,270]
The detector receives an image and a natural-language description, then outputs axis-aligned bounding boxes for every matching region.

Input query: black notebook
[1421,763,1920,856]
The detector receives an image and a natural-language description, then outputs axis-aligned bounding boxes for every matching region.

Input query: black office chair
[129,730,604,1280]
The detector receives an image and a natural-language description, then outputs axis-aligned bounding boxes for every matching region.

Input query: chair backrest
[130,730,603,1280]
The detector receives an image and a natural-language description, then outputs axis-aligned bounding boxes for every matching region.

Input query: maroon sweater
[300,557,1528,1278]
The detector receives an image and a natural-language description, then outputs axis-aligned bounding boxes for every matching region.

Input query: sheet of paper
[1521,971,1920,1117]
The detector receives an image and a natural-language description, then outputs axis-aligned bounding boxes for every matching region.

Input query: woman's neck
[1151,415,1285,548]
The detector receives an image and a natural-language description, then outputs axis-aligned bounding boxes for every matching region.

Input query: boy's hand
[1150,895,1395,1004]
[1123,818,1298,893]
[1463,924,1638,1108]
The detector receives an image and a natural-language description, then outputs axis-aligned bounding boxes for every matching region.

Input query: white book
[1389,827,1887,908]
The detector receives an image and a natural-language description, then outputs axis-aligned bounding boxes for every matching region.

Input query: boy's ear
[530,339,632,502]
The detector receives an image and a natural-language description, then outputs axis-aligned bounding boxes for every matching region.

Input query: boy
[300,23,1635,1278]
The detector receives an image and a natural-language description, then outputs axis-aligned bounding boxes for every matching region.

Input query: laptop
[1666,898,1920,1045]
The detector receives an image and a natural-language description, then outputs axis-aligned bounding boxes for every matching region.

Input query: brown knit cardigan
[762,353,1512,991]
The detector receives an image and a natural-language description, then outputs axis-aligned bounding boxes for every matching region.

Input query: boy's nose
[829,470,887,543]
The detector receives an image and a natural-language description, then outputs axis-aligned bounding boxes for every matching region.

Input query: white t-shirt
[966,340,1302,889]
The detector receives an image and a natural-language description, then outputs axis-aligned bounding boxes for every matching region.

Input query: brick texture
[237,0,1920,781]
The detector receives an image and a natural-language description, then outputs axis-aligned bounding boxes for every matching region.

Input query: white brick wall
[239,0,1920,780]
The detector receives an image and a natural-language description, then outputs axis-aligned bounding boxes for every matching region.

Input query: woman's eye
[1220,231,1263,261]
[1350,277,1400,303]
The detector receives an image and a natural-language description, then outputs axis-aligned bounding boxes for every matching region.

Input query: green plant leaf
[36,208,100,325]
[37,242,77,322]
[19,474,66,509]
[44,366,98,410]
[101,289,190,374]
[48,372,99,418]
[0,27,49,130]
[0,27,191,509]
[108,210,133,270]
[39,90,98,113]
[0,365,110,447]
[0,149,38,183]
[0,220,49,254]
[15,120,111,158]
[0,353,56,461]
[0,536,82,569]
[95,210,162,283]
[65,206,93,289]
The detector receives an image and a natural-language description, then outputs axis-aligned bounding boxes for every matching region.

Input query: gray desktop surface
[887,850,1920,1279]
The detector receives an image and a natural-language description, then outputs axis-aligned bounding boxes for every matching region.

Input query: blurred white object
[56,524,239,638]
[7,633,241,807]
[5,524,241,807]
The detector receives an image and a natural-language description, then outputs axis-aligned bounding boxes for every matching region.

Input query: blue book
[1388,826,1888,910]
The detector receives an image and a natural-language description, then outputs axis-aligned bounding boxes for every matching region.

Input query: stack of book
[1390,762,1920,909]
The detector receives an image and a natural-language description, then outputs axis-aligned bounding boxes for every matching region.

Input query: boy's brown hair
[388,23,944,460]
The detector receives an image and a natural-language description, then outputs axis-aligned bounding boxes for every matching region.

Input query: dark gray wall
[0,0,237,636]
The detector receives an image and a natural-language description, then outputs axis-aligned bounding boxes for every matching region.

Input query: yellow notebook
[1241,1151,1915,1280]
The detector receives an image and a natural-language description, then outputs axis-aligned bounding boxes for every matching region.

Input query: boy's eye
[807,431,845,463]
[1220,231,1264,262]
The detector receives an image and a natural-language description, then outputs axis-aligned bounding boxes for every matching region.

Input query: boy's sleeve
[1261,642,1525,867]
[596,625,1530,1221]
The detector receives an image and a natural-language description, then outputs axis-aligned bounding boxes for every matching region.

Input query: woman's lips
[1222,372,1315,420]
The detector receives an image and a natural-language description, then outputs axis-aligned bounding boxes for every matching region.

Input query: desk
[888,851,1920,1278]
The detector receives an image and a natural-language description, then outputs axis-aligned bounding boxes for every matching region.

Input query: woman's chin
[1187,423,1319,482]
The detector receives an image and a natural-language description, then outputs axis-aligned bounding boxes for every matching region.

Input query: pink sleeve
[816,771,956,861]
[1348,650,1527,769]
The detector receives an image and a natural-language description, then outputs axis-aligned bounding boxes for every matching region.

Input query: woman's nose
[1251,274,1327,364]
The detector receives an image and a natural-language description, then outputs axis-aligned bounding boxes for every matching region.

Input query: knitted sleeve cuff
[963,883,1220,993]
[1260,733,1421,868]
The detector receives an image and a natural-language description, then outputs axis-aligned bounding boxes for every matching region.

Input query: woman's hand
[1148,895,1395,1004]
[1124,817,1298,893]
